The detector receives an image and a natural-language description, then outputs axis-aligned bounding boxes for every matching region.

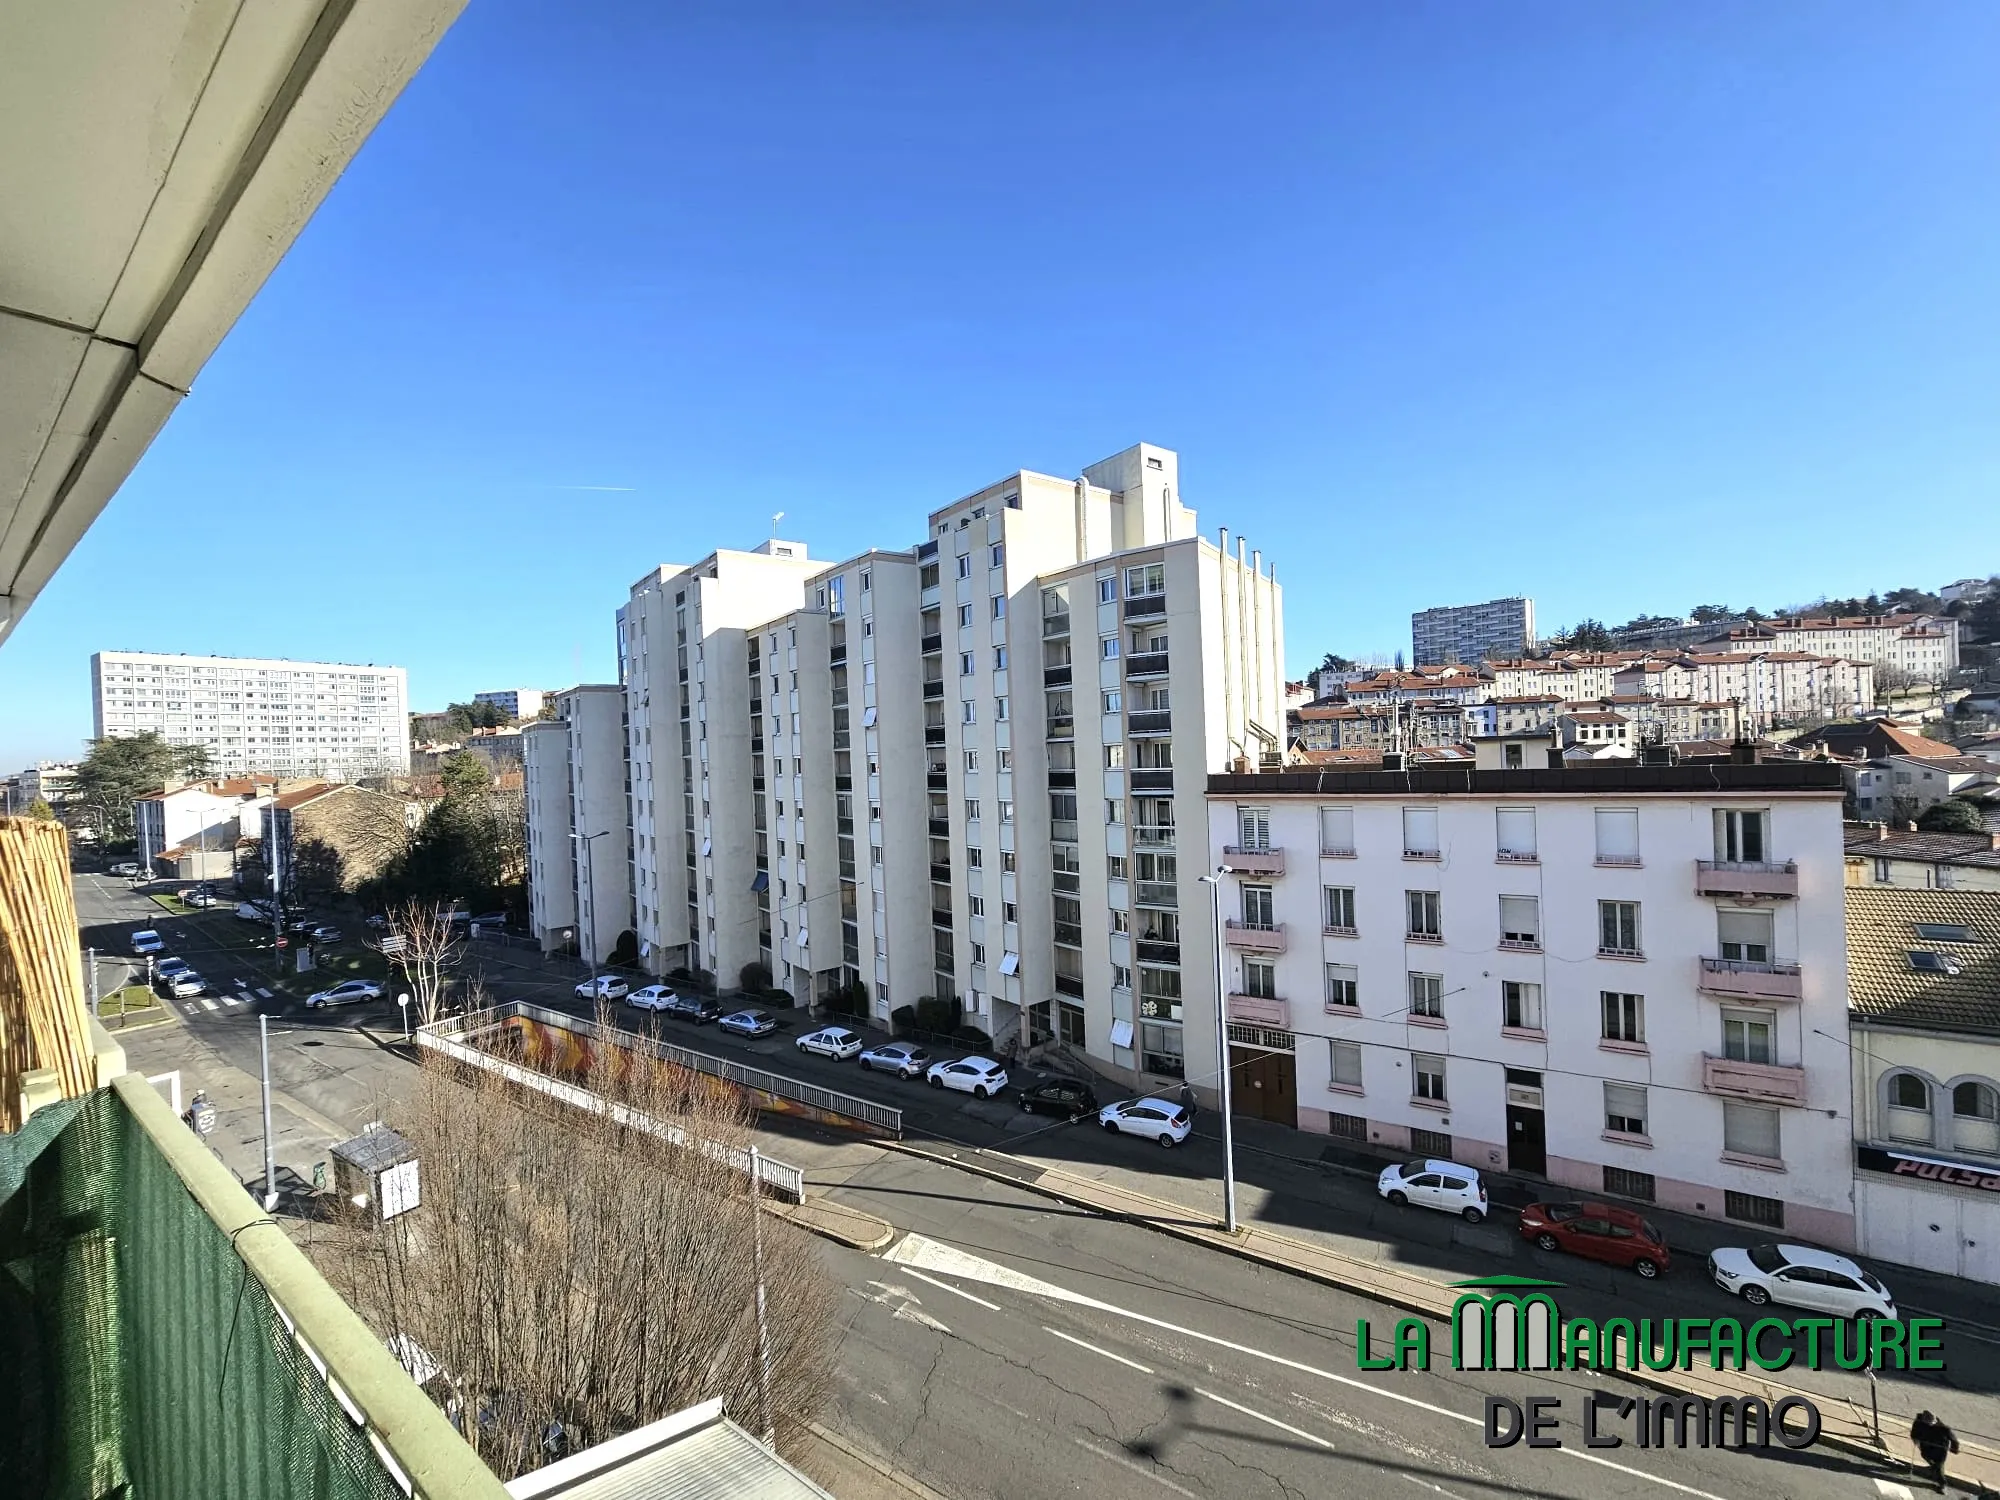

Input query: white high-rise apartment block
[523,686,633,967]
[91,651,409,779]
[536,444,1284,1092]
[1411,596,1535,667]
[473,688,548,720]
[1710,615,1959,678]
[1204,758,1857,1245]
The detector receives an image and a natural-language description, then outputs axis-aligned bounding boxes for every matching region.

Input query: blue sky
[5,2,1997,767]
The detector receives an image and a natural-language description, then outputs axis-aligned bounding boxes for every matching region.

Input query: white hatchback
[1709,1244,1896,1319]
[1377,1158,1490,1224]
[926,1056,1009,1098]
[574,975,630,1002]
[796,1026,864,1060]
[1098,1097,1193,1147]
[626,985,676,1012]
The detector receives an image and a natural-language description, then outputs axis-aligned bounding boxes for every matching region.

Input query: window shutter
[1496,808,1536,856]
[1320,806,1354,854]
[1595,809,1639,862]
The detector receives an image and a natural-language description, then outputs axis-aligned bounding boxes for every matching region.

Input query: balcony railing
[933,908,954,929]
[1223,845,1286,876]
[1044,666,1073,687]
[1056,973,1086,998]
[1131,768,1174,792]
[1703,1054,1807,1106]
[1695,860,1799,899]
[921,633,943,654]
[926,771,947,790]
[1125,651,1171,678]
[1135,824,1177,847]
[925,726,947,744]
[1046,717,1075,741]
[1128,710,1172,736]
[930,861,952,881]
[922,680,944,699]
[1224,920,1289,953]
[1122,594,1167,618]
[1043,613,1071,638]
[1228,993,1288,1028]
[1697,958,1803,1002]
[1136,938,1181,965]
[1135,881,1179,909]
[1049,769,1076,788]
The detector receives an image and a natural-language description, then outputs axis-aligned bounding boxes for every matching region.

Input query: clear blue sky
[5,2,1997,767]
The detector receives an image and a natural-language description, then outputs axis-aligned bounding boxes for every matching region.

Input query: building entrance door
[1505,1070,1547,1176]
[1229,1044,1298,1128]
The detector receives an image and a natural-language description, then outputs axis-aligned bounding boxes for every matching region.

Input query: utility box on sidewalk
[329,1126,420,1222]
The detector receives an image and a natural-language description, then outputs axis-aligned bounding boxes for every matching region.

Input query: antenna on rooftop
[771,511,785,539]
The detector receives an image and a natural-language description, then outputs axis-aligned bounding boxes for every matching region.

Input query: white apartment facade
[523,686,633,966]
[1411,596,1535,667]
[91,651,410,779]
[133,779,271,872]
[1203,759,1858,1246]
[540,444,1284,1091]
[473,688,547,720]
[1711,616,1960,678]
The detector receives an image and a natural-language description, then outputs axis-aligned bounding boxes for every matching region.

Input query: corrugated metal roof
[506,1405,833,1500]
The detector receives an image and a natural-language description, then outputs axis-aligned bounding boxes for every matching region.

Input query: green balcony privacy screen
[0,1089,408,1500]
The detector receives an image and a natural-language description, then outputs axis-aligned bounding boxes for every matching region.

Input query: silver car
[858,1041,931,1078]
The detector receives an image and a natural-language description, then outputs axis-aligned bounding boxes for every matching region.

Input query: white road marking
[256,987,273,999]
[199,997,218,1011]
[222,995,243,1006]
[1045,1326,1155,1373]
[1873,1482,1917,1499]
[902,1268,1000,1310]
[884,1233,1737,1500]
[855,1280,952,1336]
[1404,1476,1476,1500]
[1189,1383,1336,1451]
[1896,1307,2000,1347]
[1066,1436,1206,1499]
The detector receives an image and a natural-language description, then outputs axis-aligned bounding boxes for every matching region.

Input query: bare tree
[371,899,463,1025]
[317,1004,836,1479]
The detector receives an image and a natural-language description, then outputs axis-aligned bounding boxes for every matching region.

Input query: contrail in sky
[555,484,637,492]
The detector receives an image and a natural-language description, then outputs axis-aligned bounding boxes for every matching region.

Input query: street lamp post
[569,830,612,982]
[1199,865,1240,1235]
[260,1013,278,1211]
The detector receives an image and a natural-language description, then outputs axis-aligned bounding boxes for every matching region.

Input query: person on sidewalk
[1911,1410,1958,1492]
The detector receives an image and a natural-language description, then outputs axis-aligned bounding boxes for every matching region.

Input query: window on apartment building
[1243,958,1278,1000]
[1598,901,1641,956]
[1605,1083,1649,1137]
[966,847,982,867]
[1003,850,1016,872]
[1237,806,1271,851]
[1242,884,1275,928]
[992,595,1007,619]
[1722,1101,1781,1161]
[997,748,1011,770]
[1109,908,1127,932]
[1601,991,1645,1043]
[965,798,980,822]
[1125,563,1165,597]
[1413,1053,1447,1103]
[1101,637,1121,660]
[1106,854,1126,879]
[999,800,1014,823]
[991,543,1005,568]
[1104,799,1123,825]
[956,556,972,579]
[1715,808,1769,864]
[957,604,973,627]
[1324,964,1358,1009]
[1004,901,1020,924]
[960,653,975,676]
[860,569,871,592]
[1718,909,1774,965]
[1406,890,1441,940]
[1102,690,1122,714]
[1402,807,1439,858]
[1595,809,1640,865]
[1498,895,1540,947]
[1110,964,1131,992]
[1329,1041,1363,1091]
[1140,1022,1184,1078]
[969,895,985,917]
[1101,743,1126,769]
[994,647,1008,670]
[1407,972,1443,1019]
[995,696,1008,720]
[962,700,977,724]
[1721,1008,1775,1065]
[1320,806,1355,855]
[1502,980,1543,1031]
[1323,886,1356,932]
[1098,576,1116,603]
[1495,807,1536,859]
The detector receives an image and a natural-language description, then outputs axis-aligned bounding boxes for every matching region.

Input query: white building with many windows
[1203,759,1858,1246]
[91,651,409,779]
[523,685,633,967]
[535,444,1284,1090]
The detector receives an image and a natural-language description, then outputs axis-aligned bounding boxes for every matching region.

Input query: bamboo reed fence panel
[0,817,96,1129]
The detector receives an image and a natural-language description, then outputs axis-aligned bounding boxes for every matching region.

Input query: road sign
[275,937,288,949]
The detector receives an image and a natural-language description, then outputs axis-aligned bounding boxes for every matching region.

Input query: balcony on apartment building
[1124,651,1171,679]
[1224,920,1289,954]
[925,724,947,744]
[1127,710,1173,736]
[1130,768,1174,792]
[1702,1054,1808,1106]
[1044,663,1073,687]
[1695,860,1799,899]
[1136,938,1181,964]
[922,677,945,700]
[1135,881,1180,909]
[1134,823,1177,848]
[1043,612,1071,638]
[926,770,947,789]
[1223,844,1286,876]
[1122,594,1167,619]
[1228,992,1288,1028]
[921,632,943,653]
[1696,958,1804,1002]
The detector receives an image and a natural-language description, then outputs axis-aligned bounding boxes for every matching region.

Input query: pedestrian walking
[1912,1410,1959,1492]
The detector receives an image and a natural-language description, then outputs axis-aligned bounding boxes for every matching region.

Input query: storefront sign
[1857,1145,2000,1192]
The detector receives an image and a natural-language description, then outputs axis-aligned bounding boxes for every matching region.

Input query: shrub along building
[1200,757,1859,1245]
[528,443,1286,1087]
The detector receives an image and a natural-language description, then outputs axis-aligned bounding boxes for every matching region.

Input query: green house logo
[1450,1276,1563,1371]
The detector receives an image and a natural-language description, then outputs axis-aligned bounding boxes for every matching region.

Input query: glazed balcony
[1696,860,1799,899]
[1697,958,1803,1002]
[1223,920,1288,954]
[1702,1055,1807,1106]
[1223,845,1286,877]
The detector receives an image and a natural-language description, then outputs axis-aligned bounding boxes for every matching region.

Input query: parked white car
[131,929,164,954]
[167,972,207,998]
[626,985,677,1011]
[110,862,140,877]
[1376,1158,1489,1224]
[1097,1097,1193,1147]
[858,1040,931,1078]
[1709,1244,1896,1319]
[574,975,630,1002]
[796,1026,864,1060]
[306,979,384,1009]
[926,1056,1009,1098]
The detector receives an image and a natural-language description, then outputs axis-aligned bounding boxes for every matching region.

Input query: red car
[1518,1201,1671,1279]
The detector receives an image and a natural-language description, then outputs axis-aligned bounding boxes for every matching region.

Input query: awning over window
[999,952,1019,975]
[1109,1018,1134,1050]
